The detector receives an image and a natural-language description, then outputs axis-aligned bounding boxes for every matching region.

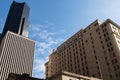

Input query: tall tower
[2,1,30,38]
[0,1,35,80]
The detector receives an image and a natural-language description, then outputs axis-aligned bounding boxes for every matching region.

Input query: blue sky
[0,0,120,79]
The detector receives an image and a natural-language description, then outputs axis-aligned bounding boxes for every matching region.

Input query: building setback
[0,1,35,80]
[45,19,120,80]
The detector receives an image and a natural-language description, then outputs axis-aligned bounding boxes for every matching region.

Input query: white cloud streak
[0,19,4,32]
[33,58,46,73]
[29,22,65,78]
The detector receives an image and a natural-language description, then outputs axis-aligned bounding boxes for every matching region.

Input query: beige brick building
[45,19,120,80]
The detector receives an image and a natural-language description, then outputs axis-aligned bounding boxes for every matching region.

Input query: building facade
[45,19,120,80]
[0,1,35,80]
[0,31,35,80]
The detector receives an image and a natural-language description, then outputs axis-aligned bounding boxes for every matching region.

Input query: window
[92,74,95,77]
[115,73,118,78]
[86,66,88,69]
[104,23,107,26]
[97,66,99,70]
[98,32,100,35]
[116,65,119,70]
[109,74,113,79]
[95,55,97,59]
[96,29,98,32]
[111,47,114,51]
[112,53,116,57]
[87,71,89,75]
[104,34,106,37]
[91,41,94,44]
[90,33,91,35]
[107,43,110,47]
[105,56,107,60]
[94,50,96,53]
[98,72,101,76]
[105,38,108,42]
[86,40,88,43]
[81,58,83,61]
[101,41,103,44]
[106,62,109,66]
[112,58,117,64]
[102,26,104,28]
[102,46,104,49]
[94,23,98,26]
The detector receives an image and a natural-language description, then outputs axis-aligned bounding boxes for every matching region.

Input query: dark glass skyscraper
[2,1,30,38]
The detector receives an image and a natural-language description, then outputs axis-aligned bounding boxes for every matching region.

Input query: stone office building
[45,19,120,80]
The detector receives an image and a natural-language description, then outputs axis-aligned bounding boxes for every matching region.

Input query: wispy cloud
[29,22,65,78]
[0,19,4,32]
[32,58,47,78]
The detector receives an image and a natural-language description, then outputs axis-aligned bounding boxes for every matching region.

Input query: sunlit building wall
[45,19,120,80]
[0,31,35,80]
